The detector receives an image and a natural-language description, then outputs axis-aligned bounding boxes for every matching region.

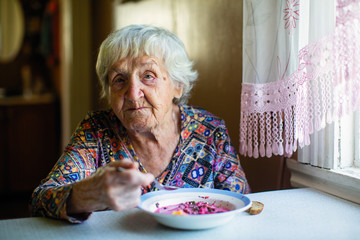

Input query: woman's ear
[172,83,183,104]
[174,85,183,99]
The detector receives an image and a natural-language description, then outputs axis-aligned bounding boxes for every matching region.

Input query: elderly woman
[30,24,250,223]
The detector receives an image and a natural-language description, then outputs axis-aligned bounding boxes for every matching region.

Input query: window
[287,110,360,204]
[286,0,360,204]
[334,111,360,173]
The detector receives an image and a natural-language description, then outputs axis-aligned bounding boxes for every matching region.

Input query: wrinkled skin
[67,160,154,214]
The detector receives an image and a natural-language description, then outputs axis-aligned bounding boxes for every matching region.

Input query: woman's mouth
[127,106,145,111]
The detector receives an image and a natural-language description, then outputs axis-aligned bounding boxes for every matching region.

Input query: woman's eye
[113,76,125,84]
[144,74,155,80]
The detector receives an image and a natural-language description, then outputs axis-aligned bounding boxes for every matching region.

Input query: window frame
[287,158,360,204]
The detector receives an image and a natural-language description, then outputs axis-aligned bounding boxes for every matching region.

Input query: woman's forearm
[66,177,107,214]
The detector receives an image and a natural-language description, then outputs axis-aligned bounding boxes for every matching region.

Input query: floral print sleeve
[30,112,103,223]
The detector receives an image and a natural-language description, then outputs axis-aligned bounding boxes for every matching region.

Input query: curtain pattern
[240,0,360,158]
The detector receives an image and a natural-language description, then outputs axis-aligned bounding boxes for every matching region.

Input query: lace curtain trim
[239,1,360,158]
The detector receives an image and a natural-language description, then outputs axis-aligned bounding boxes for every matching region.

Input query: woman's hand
[66,159,154,215]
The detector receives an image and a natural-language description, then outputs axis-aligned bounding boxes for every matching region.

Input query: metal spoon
[154,179,179,191]
[117,167,179,191]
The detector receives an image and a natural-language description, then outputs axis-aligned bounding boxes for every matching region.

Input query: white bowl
[138,188,252,230]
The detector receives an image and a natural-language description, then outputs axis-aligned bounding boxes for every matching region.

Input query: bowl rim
[138,188,252,217]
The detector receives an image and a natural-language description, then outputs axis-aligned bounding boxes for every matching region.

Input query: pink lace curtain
[240,0,360,158]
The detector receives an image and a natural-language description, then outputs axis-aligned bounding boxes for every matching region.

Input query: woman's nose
[124,78,144,101]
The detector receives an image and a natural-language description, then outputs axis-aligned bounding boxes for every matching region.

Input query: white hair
[96,24,198,105]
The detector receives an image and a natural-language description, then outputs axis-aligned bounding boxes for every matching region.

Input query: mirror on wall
[0,0,25,63]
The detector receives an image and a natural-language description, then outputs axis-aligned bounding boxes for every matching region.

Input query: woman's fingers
[68,160,154,213]
[100,160,154,211]
[107,186,142,211]
[113,168,154,186]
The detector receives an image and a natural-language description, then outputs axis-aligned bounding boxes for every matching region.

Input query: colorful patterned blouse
[30,105,250,223]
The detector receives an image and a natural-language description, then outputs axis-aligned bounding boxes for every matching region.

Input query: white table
[1,188,359,240]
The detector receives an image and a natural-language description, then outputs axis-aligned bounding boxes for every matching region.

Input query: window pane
[355,111,360,168]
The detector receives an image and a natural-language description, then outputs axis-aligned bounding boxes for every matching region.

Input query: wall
[60,0,92,146]
[90,0,115,110]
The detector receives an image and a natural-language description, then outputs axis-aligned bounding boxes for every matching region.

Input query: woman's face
[108,55,182,133]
